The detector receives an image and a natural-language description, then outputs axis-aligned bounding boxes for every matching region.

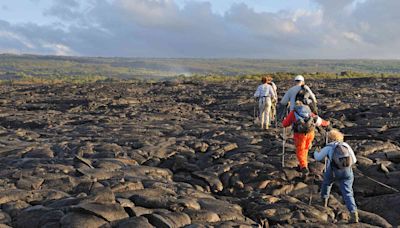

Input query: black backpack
[293,106,315,133]
[295,85,318,114]
[295,85,312,105]
[332,143,353,169]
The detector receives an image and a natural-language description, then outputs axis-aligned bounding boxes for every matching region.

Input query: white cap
[294,75,304,81]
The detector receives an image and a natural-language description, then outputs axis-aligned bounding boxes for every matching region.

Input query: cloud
[0,0,400,58]
[43,0,81,21]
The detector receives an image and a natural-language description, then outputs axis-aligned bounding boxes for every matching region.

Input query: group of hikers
[253,75,359,223]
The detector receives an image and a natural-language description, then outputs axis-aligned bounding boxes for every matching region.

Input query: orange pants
[294,131,315,168]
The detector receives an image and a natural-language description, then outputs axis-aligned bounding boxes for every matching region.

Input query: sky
[0,0,399,59]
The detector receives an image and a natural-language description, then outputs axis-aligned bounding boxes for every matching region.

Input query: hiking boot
[349,211,359,223]
[301,167,309,175]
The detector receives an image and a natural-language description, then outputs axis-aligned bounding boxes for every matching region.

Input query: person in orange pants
[282,101,329,173]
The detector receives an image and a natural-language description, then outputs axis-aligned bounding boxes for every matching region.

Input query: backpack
[296,85,311,104]
[295,85,318,114]
[293,105,315,133]
[332,143,353,169]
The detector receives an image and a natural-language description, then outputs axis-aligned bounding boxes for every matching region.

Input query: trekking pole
[308,174,315,205]
[324,131,328,172]
[282,127,286,167]
[274,102,278,128]
[254,97,259,121]
[253,100,256,120]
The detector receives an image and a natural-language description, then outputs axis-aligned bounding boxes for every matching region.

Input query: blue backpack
[293,105,315,133]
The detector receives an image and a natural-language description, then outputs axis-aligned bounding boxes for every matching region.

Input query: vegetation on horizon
[1,54,400,84]
[184,71,399,82]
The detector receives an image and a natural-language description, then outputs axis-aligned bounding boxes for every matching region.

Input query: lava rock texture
[0,78,399,227]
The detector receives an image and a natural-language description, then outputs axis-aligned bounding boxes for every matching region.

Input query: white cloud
[0,0,400,58]
[343,32,362,43]
[41,43,75,55]
[0,30,35,49]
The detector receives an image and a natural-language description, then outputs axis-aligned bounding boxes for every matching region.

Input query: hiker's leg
[294,133,308,168]
[337,168,357,212]
[259,99,264,128]
[270,99,276,122]
[321,167,334,200]
[304,130,315,156]
[264,97,272,129]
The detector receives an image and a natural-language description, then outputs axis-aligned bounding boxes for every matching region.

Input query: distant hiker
[254,76,277,129]
[277,75,317,121]
[266,75,278,122]
[314,129,358,223]
[281,100,329,174]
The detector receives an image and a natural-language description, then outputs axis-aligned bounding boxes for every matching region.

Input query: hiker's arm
[280,90,290,105]
[282,111,295,127]
[254,86,260,97]
[314,146,330,162]
[305,85,317,103]
[314,116,330,127]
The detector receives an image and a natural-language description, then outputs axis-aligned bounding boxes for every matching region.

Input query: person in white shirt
[254,76,277,129]
[313,129,359,223]
[266,76,278,122]
[278,75,317,120]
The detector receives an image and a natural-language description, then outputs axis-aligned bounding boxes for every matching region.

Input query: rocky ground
[0,78,399,228]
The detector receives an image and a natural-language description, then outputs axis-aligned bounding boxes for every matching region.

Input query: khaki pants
[259,97,272,129]
[270,99,277,122]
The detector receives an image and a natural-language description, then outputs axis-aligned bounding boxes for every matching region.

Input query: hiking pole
[282,127,286,167]
[308,174,315,205]
[253,97,259,122]
[324,131,328,172]
[253,100,256,120]
[274,101,278,129]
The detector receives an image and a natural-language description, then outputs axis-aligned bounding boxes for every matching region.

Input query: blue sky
[1,0,51,24]
[0,0,399,58]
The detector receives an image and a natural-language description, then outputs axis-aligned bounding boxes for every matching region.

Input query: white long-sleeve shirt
[280,85,317,111]
[254,84,276,99]
[314,142,357,168]
[270,82,278,98]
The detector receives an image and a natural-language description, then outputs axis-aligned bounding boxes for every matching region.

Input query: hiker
[281,100,329,173]
[254,76,277,129]
[266,76,278,122]
[313,129,358,223]
[277,75,317,121]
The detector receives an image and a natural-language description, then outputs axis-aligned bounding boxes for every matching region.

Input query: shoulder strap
[294,109,304,120]
[328,142,339,161]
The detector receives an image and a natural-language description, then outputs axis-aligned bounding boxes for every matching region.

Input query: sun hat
[294,75,304,81]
